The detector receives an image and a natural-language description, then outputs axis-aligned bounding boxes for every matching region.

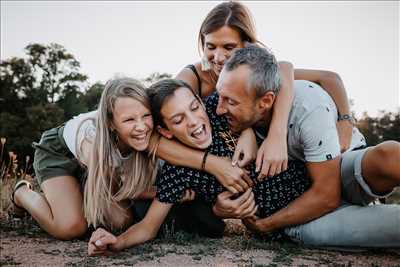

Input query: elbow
[278,61,294,71]
[322,70,342,83]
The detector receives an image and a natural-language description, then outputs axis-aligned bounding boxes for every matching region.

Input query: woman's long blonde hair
[84,77,158,230]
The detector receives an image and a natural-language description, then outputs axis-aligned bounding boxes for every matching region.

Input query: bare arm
[175,63,215,98]
[294,69,352,152]
[112,200,172,251]
[256,61,294,178]
[243,157,342,233]
[272,61,295,138]
[176,66,201,95]
[88,200,172,255]
[232,128,258,168]
[157,137,204,169]
[294,69,350,117]
[157,136,253,193]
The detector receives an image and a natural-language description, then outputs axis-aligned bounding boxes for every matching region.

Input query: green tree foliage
[0,43,88,157]
[83,82,104,110]
[25,43,88,104]
[58,85,87,119]
[0,57,36,115]
[1,41,398,167]
[356,109,400,146]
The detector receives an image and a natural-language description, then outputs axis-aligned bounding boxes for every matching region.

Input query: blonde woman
[11,77,159,239]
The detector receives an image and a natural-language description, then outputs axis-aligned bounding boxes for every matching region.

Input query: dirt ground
[1,217,399,267]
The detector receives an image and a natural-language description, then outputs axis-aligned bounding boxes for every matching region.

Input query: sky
[1,1,399,117]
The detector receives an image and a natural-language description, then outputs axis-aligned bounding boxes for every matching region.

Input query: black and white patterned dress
[156,92,310,219]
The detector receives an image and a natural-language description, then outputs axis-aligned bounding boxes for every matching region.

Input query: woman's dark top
[185,64,202,98]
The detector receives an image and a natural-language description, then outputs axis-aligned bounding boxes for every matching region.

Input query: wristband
[338,114,354,124]
[201,150,209,171]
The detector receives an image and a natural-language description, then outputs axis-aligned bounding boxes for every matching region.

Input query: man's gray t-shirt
[255,80,366,163]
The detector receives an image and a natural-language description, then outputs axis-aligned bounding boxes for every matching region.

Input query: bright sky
[1,1,399,117]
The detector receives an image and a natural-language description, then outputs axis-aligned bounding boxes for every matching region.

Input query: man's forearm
[255,157,342,232]
[255,188,340,232]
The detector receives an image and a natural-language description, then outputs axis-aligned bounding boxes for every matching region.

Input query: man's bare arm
[243,157,342,233]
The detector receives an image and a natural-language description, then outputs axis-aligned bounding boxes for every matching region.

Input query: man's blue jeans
[285,203,400,248]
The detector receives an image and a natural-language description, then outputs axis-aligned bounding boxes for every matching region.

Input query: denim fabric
[285,203,400,248]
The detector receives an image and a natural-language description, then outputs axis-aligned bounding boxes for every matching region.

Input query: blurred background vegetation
[1,43,399,210]
[0,43,171,166]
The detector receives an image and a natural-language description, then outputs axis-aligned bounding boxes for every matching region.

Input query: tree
[58,85,87,119]
[356,109,400,146]
[0,43,88,157]
[83,82,104,111]
[25,43,88,104]
[0,57,35,114]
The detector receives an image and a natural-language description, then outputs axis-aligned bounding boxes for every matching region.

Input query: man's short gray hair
[224,44,280,97]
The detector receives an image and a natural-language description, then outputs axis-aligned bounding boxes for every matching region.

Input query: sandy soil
[1,217,399,267]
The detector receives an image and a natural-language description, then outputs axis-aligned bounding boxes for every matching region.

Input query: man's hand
[88,228,118,256]
[206,155,254,194]
[213,189,258,219]
[256,133,288,180]
[336,120,353,152]
[233,128,258,168]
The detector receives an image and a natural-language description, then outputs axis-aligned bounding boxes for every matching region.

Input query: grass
[3,218,399,266]
[0,137,37,220]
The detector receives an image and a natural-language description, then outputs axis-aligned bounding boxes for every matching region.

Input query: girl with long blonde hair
[11,77,158,238]
[83,77,158,230]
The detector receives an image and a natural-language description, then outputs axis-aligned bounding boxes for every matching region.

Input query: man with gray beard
[215,44,400,247]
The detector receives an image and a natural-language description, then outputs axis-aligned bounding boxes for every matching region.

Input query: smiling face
[112,97,153,152]
[216,65,266,133]
[204,26,244,76]
[158,87,212,149]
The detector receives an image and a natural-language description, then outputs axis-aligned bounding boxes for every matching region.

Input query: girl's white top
[63,110,132,167]
[63,110,97,160]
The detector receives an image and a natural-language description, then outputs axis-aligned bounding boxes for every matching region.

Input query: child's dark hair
[147,79,201,128]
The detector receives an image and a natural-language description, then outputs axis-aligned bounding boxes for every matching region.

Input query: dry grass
[1,218,399,266]
[0,137,35,219]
